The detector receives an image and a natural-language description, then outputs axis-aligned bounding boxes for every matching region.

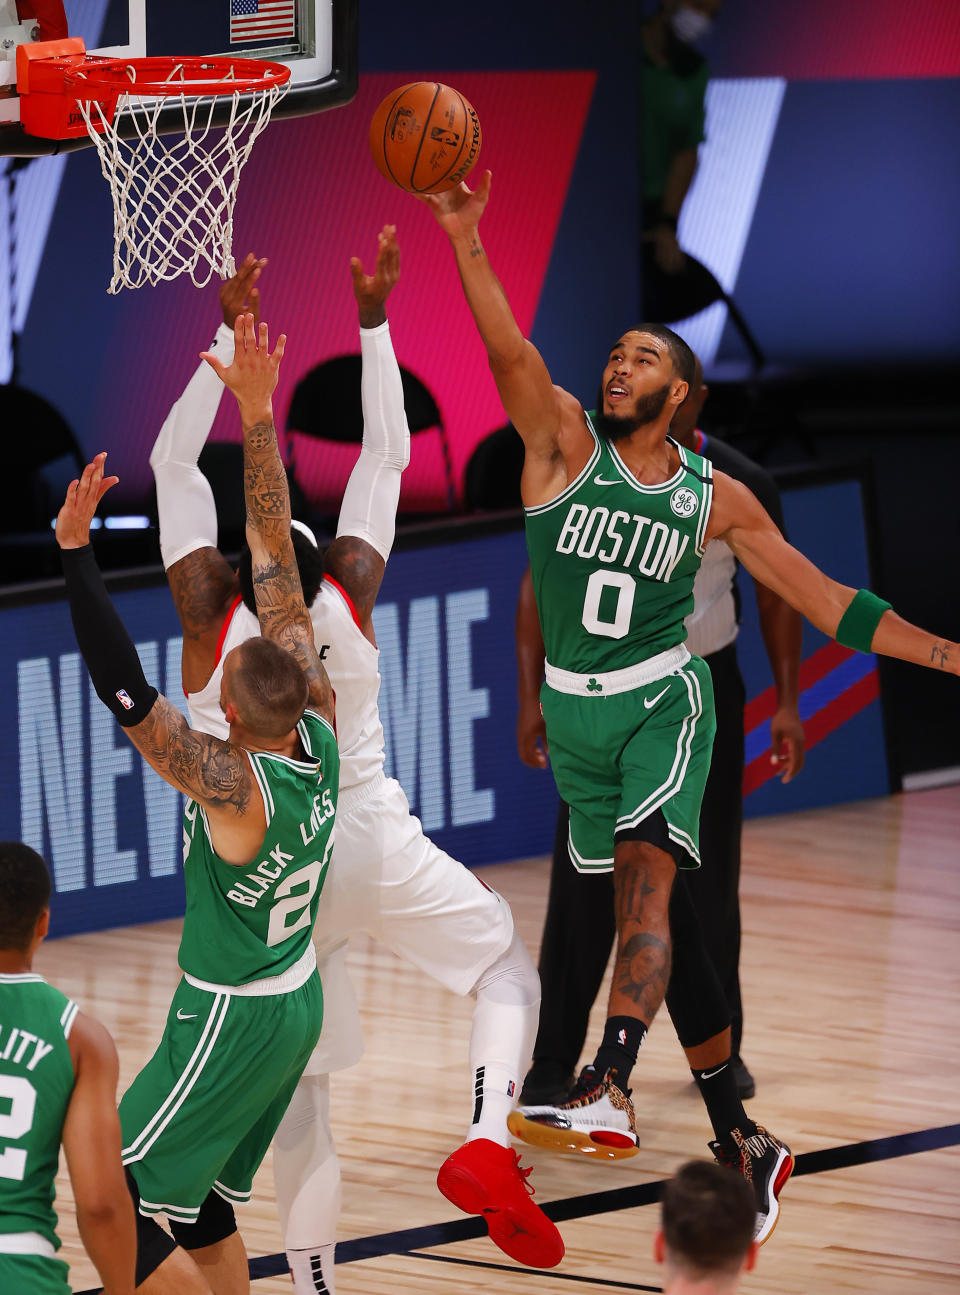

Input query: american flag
[230,0,297,45]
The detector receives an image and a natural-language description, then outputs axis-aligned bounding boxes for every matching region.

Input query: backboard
[0,0,357,154]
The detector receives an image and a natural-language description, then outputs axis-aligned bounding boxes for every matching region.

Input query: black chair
[0,383,85,534]
[287,354,458,510]
[463,423,524,512]
[642,246,766,373]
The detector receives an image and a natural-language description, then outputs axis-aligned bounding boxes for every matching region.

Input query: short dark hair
[661,1159,755,1276]
[0,842,51,951]
[237,527,325,618]
[229,638,309,738]
[624,323,697,388]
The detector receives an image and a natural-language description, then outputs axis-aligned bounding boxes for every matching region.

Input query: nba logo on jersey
[618,1027,627,1046]
[116,689,135,710]
[507,1081,515,1097]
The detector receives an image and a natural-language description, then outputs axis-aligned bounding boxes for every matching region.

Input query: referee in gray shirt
[516,358,805,1102]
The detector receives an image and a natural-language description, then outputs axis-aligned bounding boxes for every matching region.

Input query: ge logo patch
[670,486,699,518]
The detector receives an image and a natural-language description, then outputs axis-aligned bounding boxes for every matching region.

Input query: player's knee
[125,1168,179,1285]
[275,1073,333,1153]
[474,930,540,1007]
[169,1189,237,1251]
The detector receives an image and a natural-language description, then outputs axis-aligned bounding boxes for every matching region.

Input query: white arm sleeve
[335,320,411,561]
[149,322,235,570]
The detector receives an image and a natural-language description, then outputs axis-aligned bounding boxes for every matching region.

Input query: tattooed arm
[124,698,264,865]
[56,455,263,861]
[202,315,335,725]
[165,551,240,691]
[126,695,251,813]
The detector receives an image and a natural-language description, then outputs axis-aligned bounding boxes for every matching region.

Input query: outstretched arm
[202,315,335,724]
[151,254,267,689]
[56,455,255,817]
[710,472,959,674]
[422,173,569,500]
[325,224,407,629]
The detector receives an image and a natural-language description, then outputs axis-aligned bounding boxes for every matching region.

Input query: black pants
[531,643,747,1071]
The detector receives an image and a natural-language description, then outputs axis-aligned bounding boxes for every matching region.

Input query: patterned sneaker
[437,1138,565,1269]
[506,1066,640,1160]
[710,1125,794,1244]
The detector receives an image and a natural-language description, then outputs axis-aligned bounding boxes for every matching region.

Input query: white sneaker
[507,1066,640,1160]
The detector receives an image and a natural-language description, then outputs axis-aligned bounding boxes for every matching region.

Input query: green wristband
[835,589,892,653]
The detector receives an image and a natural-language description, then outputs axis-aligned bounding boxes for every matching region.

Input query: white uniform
[186,575,514,1073]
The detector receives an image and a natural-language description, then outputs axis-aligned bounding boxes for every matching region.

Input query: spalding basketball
[369,81,481,195]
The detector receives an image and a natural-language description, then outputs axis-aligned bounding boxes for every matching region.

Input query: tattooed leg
[608,840,676,1026]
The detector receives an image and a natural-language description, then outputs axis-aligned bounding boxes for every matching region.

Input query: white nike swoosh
[700,1064,728,1080]
[594,475,621,486]
[176,1010,198,1021]
[643,685,671,710]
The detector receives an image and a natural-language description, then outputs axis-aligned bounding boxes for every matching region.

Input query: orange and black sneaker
[437,1138,564,1269]
[507,1066,640,1161]
[710,1125,794,1244]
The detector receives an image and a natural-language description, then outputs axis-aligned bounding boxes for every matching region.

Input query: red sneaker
[437,1138,565,1268]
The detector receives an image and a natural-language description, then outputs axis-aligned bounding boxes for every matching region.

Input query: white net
[77,68,287,293]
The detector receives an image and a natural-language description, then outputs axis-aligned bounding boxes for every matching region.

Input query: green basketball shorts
[541,653,716,872]
[0,1253,71,1295]
[120,963,323,1223]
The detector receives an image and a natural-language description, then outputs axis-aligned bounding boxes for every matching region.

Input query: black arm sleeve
[60,545,159,727]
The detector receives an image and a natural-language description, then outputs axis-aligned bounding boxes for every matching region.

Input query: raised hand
[350,225,401,328]
[420,170,492,239]
[200,313,286,420]
[55,452,119,550]
[220,253,268,329]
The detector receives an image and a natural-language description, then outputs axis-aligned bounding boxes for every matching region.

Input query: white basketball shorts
[305,773,515,1075]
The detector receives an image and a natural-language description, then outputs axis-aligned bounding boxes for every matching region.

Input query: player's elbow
[75,1191,130,1232]
[487,336,529,374]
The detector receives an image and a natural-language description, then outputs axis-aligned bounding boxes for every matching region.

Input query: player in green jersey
[0,841,135,1295]
[55,317,338,1293]
[424,171,960,1243]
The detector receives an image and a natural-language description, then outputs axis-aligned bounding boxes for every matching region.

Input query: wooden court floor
[39,786,960,1294]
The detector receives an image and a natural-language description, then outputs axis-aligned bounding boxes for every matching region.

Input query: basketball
[369,81,482,194]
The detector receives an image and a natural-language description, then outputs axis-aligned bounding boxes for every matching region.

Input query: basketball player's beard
[594,381,673,442]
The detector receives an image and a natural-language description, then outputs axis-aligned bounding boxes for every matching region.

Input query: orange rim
[63,55,291,100]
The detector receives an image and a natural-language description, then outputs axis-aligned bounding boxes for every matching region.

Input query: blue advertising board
[0,470,891,937]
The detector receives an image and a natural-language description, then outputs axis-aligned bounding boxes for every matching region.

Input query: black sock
[691,1059,758,1148]
[593,1016,647,1093]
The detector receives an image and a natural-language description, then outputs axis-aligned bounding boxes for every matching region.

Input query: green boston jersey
[178,709,339,985]
[0,975,77,1249]
[525,420,713,673]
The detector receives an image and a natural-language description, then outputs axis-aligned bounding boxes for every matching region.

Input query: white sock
[287,1243,336,1294]
[468,1055,526,1147]
[466,932,540,1148]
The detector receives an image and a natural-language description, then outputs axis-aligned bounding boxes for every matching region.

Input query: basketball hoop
[17,41,291,292]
